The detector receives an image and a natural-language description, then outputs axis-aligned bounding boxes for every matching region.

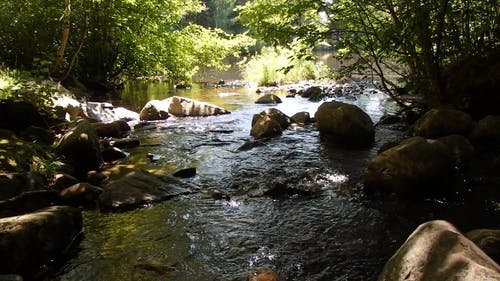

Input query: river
[56,81,499,281]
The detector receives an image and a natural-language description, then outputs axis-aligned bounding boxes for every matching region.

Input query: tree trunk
[50,0,71,78]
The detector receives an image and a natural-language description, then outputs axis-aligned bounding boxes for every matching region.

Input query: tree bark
[50,0,71,77]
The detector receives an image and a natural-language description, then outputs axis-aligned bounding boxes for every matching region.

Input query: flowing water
[56,82,499,281]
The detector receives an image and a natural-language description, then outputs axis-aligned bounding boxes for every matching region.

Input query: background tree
[238,0,500,108]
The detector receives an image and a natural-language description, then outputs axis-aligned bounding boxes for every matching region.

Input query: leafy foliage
[241,46,328,86]
[238,0,500,105]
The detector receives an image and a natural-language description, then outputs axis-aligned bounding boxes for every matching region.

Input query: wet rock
[59,183,103,207]
[252,108,291,130]
[113,107,140,121]
[50,173,79,192]
[168,96,230,117]
[0,100,47,133]
[255,94,282,104]
[377,141,401,154]
[0,206,82,277]
[84,170,109,186]
[139,101,170,121]
[204,188,229,200]
[300,86,322,98]
[291,111,311,125]
[469,115,500,147]
[376,114,403,126]
[172,167,196,178]
[248,270,279,281]
[251,115,283,140]
[18,126,55,144]
[99,169,192,211]
[55,119,102,177]
[413,108,473,138]
[251,108,291,140]
[465,229,500,264]
[237,139,268,151]
[364,137,454,197]
[378,220,500,281]
[102,147,128,163]
[108,138,140,149]
[0,190,60,218]
[91,120,131,138]
[315,101,375,145]
[437,134,475,166]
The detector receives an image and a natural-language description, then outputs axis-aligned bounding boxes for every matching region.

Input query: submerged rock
[378,220,500,281]
[315,101,374,145]
[0,206,82,277]
[99,169,192,211]
[363,137,454,196]
[413,108,473,138]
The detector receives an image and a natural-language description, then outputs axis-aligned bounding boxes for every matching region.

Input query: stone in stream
[255,94,282,104]
[91,120,131,138]
[378,220,500,281]
[0,206,83,277]
[59,183,103,207]
[413,108,473,138]
[172,167,196,178]
[250,108,291,140]
[168,96,230,117]
[139,101,170,121]
[315,101,374,145]
[98,169,193,211]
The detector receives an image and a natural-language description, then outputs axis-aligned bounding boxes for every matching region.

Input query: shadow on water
[56,81,499,281]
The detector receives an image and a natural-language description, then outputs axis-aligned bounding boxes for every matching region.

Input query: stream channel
[56,81,499,281]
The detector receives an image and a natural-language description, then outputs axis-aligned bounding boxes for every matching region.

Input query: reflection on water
[57,81,499,281]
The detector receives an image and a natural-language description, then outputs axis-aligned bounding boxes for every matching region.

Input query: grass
[241,46,329,86]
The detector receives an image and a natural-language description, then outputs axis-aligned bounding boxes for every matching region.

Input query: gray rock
[0,206,82,276]
[378,220,500,281]
[413,108,473,138]
[315,101,374,144]
[99,169,192,211]
[291,111,311,125]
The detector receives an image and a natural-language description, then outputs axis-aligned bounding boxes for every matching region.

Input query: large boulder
[315,101,375,144]
[0,190,60,218]
[363,137,454,196]
[0,172,45,201]
[99,169,192,211]
[168,96,230,117]
[59,183,103,207]
[378,220,500,281]
[0,206,82,277]
[139,100,170,121]
[469,115,500,146]
[251,108,291,140]
[413,108,473,138]
[437,134,475,166]
[55,119,102,177]
[465,229,500,263]
[91,120,131,138]
[255,94,282,104]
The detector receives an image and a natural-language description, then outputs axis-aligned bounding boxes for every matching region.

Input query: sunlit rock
[413,108,473,138]
[99,169,192,211]
[469,115,500,146]
[139,100,170,121]
[248,270,279,281]
[167,96,230,117]
[255,94,282,104]
[55,119,102,177]
[250,108,290,140]
[378,220,500,281]
[363,136,454,196]
[315,101,374,144]
[0,206,82,277]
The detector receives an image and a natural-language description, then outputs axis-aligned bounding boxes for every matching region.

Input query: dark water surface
[56,82,499,281]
